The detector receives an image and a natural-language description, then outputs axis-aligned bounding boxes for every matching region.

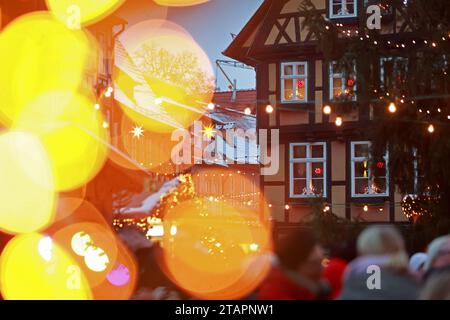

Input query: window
[329,0,357,19]
[281,62,308,103]
[329,61,357,101]
[380,57,408,90]
[290,143,327,198]
[351,141,389,197]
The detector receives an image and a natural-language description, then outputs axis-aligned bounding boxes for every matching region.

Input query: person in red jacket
[257,229,330,300]
[322,258,348,299]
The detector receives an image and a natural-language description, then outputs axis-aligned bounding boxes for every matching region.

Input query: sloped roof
[203,88,258,165]
[223,0,278,65]
[213,90,256,113]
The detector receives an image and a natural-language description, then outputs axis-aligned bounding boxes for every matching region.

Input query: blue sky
[118,0,263,91]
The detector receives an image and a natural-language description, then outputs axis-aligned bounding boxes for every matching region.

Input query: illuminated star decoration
[201,125,216,139]
[130,125,144,139]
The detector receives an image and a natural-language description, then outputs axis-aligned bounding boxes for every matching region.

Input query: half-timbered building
[224,0,414,225]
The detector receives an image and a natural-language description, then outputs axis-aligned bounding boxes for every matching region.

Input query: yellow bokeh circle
[0,12,96,127]
[114,19,214,133]
[12,91,109,191]
[46,0,126,27]
[0,131,56,234]
[0,233,92,300]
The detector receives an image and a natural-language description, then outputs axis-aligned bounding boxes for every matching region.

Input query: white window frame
[289,142,327,198]
[351,141,389,198]
[329,61,357,101]
[281,62,308,103]
[329,0,358,19]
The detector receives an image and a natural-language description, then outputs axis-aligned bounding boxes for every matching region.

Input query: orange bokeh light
[91,236,138,300]
[108,113,195,174]
[160,197,272,299]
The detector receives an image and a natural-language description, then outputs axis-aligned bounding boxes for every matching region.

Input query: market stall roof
[117,176,181,215]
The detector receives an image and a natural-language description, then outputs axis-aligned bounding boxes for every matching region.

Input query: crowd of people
[119,225,450,300]
[0,224,449,300]
[257,226,450,300]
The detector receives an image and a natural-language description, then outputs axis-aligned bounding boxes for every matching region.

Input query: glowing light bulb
[94,103,100,110]
[323,105,332,115]
[388,102,397,113]
[170,225,177,236]
[266,104,274,114]
[249,243,259,252]
[207,103,215,110]
[335,117,343,127]
[244,107,251,115]
[428,124,435,133]
[284,204,290,210]
[363,205,369,212]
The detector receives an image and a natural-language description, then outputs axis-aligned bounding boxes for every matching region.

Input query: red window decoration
[314,167,322,175]
[347,78,355,87]
[297,80,305,88]
[376,161,385,169]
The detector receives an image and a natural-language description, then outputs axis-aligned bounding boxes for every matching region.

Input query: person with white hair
[424,235,450,272]
[339,225,419,300]
[409,253,428,273]
[420,235,450,300]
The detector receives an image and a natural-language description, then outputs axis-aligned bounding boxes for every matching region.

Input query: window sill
[351,195,390,203]
[327,16,358,25]
[289,195,327,199]
[281,100,309,104]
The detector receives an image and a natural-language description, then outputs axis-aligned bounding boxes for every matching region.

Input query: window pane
[333,0,355,16]
[354,161,368,178]
[297,64,305,75]
[296,79,306,100]
[311,144,324,158]
[293,179,307,195]
[284,79,294,101]
[293,145,306,158]
[374,160,387,177]
[284,65,293,76]
[311,178,324,195]
[373,178,387,194]
[333,78,343,98]
[293,163,306,178]
[355,178,369,194]
[347,1,355,14]
[354,144,369,157]
[312,162,324,178]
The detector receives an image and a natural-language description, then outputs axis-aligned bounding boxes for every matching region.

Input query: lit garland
[401,194,434,221]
